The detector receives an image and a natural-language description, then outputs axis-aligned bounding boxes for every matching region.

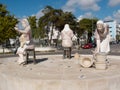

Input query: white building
[104,20,117,42]
[116,24,120,35]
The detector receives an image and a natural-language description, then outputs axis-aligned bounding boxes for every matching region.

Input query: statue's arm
[14,26,30,34]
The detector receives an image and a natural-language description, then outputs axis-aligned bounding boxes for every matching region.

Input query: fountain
[0,54,120,90]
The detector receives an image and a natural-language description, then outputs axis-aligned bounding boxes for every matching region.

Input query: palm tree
[38,6,62,45]
[38,6,77,46]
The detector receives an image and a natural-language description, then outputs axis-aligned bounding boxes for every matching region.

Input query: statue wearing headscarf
[61,24,74,47]
[61,24,74,59]
[93,20,110,54]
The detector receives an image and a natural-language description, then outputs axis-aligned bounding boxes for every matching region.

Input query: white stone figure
[9,38,16,47]
[52,27,59,40]
[53,27,59,46]
[61,24,74,47]
[14,18,34,65]
[92,20,110,55]
[72,33,77,45]
[61,24,74,59]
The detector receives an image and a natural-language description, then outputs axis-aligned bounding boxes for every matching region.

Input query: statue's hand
[14,27,18,30]
[14,27,20,33]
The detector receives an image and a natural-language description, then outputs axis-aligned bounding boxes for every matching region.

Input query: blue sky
[0,0,120,23]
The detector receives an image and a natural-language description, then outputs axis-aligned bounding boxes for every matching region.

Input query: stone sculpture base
[0,55,120,90]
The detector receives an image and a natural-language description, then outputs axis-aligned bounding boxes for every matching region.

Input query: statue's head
[21,18,29,28]
[96,20,104,31]
[63,24,71,31]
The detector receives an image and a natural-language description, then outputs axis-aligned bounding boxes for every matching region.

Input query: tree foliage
[28,16,39,39]
[79,18,98,33]
[78,18,98,42]
[38,6,77,39]
[0,3,99,45]
[0,4,18,44]
[31,6,98,42]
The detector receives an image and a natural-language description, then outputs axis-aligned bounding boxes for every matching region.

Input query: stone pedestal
[95,53,107,70]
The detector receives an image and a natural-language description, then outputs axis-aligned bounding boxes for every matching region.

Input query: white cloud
[36,9,44,19]
[108,0,120,6]
[113,10,120,19]
[113,10,120,23]
[83,12,93,18]
[77,15,83,22]
[104,16,113,21]
[77,12,94,22]
[62,0,100,13]
[22,16,28,18]
[104,10,120,23]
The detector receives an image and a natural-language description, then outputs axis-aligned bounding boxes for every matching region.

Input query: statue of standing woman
[14,18,34,65]
[61,24,74,59]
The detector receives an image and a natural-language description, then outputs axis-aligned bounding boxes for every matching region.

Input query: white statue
[61,24,74,59]
[92,20,110,55]
[14,18,34,65]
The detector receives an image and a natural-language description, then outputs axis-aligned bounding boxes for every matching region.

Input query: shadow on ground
[26,58,48,64]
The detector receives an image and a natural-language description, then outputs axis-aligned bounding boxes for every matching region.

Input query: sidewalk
[0,46,57,53]
[0,45,120,58]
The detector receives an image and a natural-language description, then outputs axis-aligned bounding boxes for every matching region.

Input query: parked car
[81,43,96,49]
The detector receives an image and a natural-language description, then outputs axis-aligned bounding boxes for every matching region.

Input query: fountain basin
[0,55,120,90]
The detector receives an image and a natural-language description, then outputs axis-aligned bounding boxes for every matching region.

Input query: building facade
[104,20,117,42]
